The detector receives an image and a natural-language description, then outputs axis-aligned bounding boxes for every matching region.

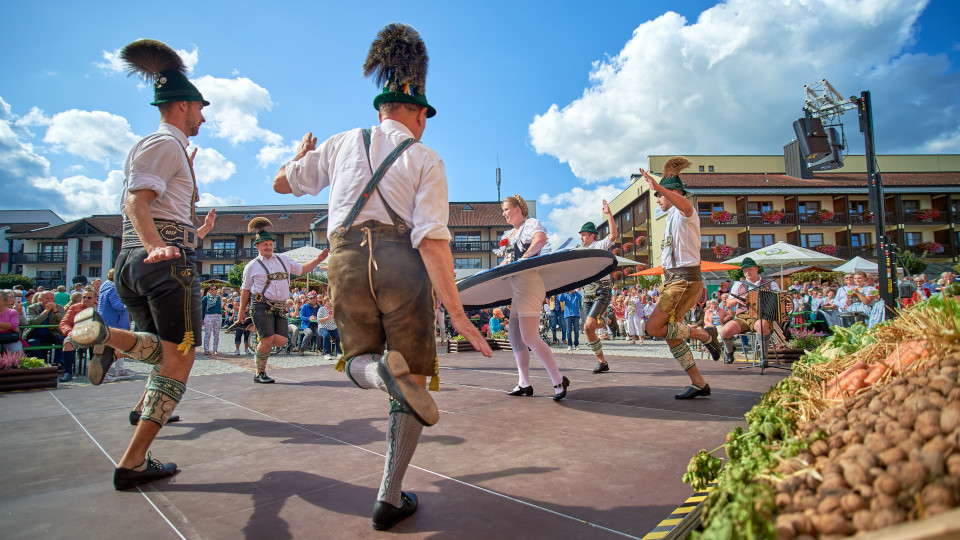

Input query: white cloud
[529,0,958,182]
[98,45,199,74]
[539,184,624,245]
[31,171,125,217]
[256,140,298,167]
[15,107,51,127]
[43,109,140,164]
[193,75,283,146]
[198,193,246,207]
[189,145,236,184]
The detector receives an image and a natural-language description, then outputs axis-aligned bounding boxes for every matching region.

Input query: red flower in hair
[499,238,509,247]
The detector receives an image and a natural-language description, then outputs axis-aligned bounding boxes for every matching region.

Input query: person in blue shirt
[548,295,565,345]
[487,307,506,338]
[559,289,582,350]
[297,291,322,354]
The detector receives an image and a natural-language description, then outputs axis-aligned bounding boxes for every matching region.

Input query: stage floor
[0,348,788,539]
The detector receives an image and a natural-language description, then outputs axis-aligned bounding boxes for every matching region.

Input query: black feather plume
[119,39,186,80]
[363,23,428,92]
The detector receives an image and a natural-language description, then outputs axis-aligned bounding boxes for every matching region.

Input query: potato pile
[772,354,960,539]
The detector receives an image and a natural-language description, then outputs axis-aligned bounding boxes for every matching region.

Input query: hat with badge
[364,23,436,118]
[248,217,275,245]
[579,222,599,236]
[740,257,760,271]
[120,39,209,107]
[659,156,692,195]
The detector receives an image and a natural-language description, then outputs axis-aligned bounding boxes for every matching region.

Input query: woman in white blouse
[495,195,569,401]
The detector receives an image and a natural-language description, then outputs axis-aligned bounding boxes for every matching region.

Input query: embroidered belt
[252,294,286,308]
[122,220,198,249]
[664,266,702,282]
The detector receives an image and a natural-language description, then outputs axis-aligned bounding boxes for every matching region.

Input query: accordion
[746,289,790,323]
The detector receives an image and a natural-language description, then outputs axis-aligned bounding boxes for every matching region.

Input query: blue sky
[1,0,957,241]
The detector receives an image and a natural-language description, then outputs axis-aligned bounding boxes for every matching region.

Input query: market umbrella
[722,241,843,275]
[833,256,878,274]
[630,260,741,276]
[280,245,327,290]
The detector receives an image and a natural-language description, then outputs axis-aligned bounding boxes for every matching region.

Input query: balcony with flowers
[811,209,836,224]
[760,209,786,224]
[917,241,944,255]
[813,244,838,256]
[911,209,943,224]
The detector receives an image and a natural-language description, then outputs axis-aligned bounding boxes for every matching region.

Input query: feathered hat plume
[247,217,272,233]
[363,23,436,117]
[118,39,208,107]
[119,39,186,81]
[661,156,692,179]
[363,23,428,92]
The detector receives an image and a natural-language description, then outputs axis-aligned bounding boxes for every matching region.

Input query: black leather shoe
[675,384,711,400]
[372,492,418,531]
[113,452,177,490]
[722,351,735,364]
[129,410,180,425]
[553,376,570,402]
[58,372,73,382]
[506,385,533,396]
[592,361,609,374]
[254,372,275,384]
[704,327,722,361]
[378,350,439,426]
[88,345,116,386]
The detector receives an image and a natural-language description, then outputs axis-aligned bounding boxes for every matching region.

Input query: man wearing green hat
[719,257,780,364]
[273,23,491,530]
[578,200,618,373]
[639,158,723,399]
[236,217,327,383]
[67,39,212,490]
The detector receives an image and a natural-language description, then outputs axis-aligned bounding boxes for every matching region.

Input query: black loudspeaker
[793,118,844,171]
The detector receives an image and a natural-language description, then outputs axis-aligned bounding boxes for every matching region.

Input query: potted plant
[711,244,735,258]
[860,211,875,223]
[918,241,944,254]
[915,209,940,221]
[814,244,838,256]
[812,209,835,223]
[761,209,786,224]
[612,270,623,280]
[788,327,826,350]
[0,353,58,392]
[623,243,633,253]
[612,247,621,256]
[710,210,733,224]
[635,236,646,247]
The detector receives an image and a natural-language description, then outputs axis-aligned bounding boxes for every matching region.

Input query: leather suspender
[334,129,418,237]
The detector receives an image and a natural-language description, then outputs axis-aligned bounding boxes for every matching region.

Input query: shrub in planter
[812,209,835,223]
[761,209,785,223]
[712,244,735,258]
[814,244,838,256]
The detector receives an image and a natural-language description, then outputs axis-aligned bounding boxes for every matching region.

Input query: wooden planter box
[0,366,58,392]
[492,339,512,351]
[766,347,807,363]
[447,339,499,353]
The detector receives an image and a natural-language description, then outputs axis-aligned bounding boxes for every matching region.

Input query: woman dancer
[496,195,570,401]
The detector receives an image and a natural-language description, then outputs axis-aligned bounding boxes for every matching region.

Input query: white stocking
[516,315,562,388]
[507,316,531,387]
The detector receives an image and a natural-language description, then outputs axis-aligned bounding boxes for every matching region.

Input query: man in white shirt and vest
[273,23,491,531]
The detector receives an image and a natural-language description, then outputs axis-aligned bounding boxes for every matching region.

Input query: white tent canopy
[723,241,843,274]
[833,256,877,274]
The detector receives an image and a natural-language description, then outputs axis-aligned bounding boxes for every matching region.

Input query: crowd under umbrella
[722,241,844,277]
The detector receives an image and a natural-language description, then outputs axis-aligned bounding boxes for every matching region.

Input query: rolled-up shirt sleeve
[286,133,345,198]
[127,137,184,198]
[410,157,452,248]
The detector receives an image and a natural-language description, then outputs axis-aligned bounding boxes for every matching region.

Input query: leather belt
[122,220,197,249]
[664,265,703,282]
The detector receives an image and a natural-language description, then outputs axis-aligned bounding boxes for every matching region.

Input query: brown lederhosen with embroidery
[250,257,290,339]
[330,129,439,387]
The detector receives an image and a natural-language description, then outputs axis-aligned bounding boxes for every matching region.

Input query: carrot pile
[824,340,935,399]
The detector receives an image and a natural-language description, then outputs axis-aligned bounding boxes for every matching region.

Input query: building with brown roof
[598,152,960,284]
[7,201,528,287]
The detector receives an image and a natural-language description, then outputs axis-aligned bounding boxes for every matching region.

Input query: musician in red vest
[719,257,780,364]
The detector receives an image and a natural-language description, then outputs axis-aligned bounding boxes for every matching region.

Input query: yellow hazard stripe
[642,482,717,540]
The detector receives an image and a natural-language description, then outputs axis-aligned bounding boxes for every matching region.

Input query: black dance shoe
[722,350,735,364]
[372,491,418,531]
[704,327,722,361]
[675,384,711,400]
[592,361,609,374]
[87,345,116,386]
[113,452,177,490]
[254,372,275,384]
[378,350,439,426]
[506,385,533,396]
[553,376,570,402]
[129,410,180,426]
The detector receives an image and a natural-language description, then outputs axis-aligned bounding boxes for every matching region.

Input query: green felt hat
[740,257,760,271]
[659,176,689,195]
[253,230,276,245]
[579,222,599,235]
[373,83,436,118]
[150,70,209,107]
